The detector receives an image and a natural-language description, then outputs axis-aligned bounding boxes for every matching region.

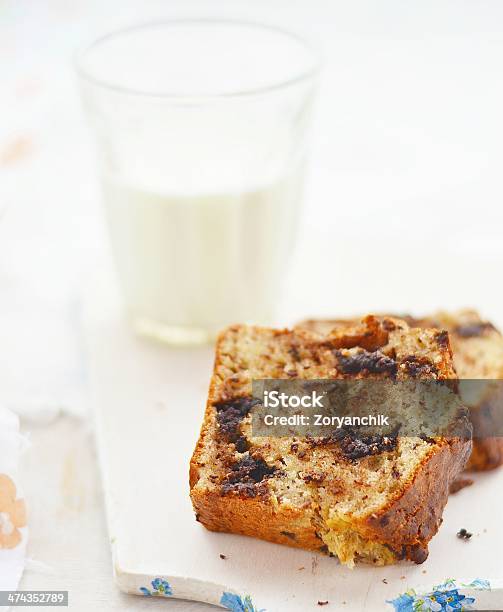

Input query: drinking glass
[76,20,319,345]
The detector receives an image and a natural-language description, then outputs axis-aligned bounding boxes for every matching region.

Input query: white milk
[79,22,317,343]
[102,175,302,342]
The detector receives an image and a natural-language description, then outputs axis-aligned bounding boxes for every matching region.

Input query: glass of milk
[77,20,319,344]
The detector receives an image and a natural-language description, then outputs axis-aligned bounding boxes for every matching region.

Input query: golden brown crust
[190,317,471,566]
[191,488,322,552]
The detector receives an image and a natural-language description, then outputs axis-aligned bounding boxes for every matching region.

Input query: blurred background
[3,0,503,367]
[1,1,503,608]
[3,0,503,371]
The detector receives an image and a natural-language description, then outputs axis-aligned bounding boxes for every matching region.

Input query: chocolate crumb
[280,530,297,541]
[317,601,329,607]
[303,471,325,484]
[289,345,301,362]
[219,554,226,560]
[402,356,439,377]
[334,349,398,376]
[420,434,436,445]
[382,319,396,332]
[221,455,277,497]
[382,578,388,584]
[215,397,260,443]
[457,528,472,540]
[234,436,249,453]
[339,433,397,460]
[435,330,450,349]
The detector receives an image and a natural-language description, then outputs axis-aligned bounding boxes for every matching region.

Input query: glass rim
[74,18,321,101]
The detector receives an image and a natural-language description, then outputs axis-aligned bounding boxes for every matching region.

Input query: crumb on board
[400,576,406,580]
[219,554,227,560]
[317,601,328,606]
[457,528,472,540]
[298,566,305,571]
[422,570,427,574]
[382,578,388,584]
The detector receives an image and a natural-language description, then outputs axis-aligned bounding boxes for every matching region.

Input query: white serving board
[85,283,503,611]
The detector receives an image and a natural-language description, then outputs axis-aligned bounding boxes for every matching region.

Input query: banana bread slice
[190,316,471,567]
[298,310,503,471]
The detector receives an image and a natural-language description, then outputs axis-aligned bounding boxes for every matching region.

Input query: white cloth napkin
[0,406,28,590]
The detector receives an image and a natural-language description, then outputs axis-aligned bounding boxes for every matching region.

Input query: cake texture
[298,310,503,471]
[190,316,471,567]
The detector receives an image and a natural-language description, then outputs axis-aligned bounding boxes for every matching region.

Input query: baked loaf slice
[299,310,503,471]
[190,316,471,567]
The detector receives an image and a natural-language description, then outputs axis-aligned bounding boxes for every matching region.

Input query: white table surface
[2,1,503,610]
